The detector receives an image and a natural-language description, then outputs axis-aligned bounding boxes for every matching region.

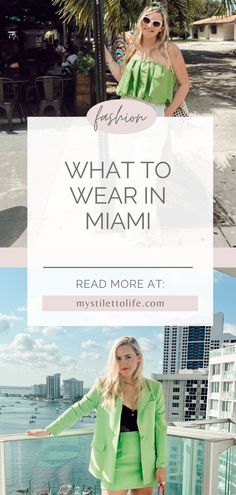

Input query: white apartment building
[207,344,236,421]
[33,384,46,397]
[46,373,61,399]
[63,378,83,400]
[163,313,236,374]
[152,369,208,422]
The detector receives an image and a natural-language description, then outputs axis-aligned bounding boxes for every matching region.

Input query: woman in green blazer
[27,336,167,494]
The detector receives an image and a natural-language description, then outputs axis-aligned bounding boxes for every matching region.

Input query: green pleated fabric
[116,59,176,105]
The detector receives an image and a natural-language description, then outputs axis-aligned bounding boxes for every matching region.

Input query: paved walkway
[0,126,27,247]
[180,41,236,247]
[0,40,236,247]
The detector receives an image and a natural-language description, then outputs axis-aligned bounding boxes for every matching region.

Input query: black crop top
[120,404,138,432]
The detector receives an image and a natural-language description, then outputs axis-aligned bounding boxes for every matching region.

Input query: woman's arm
[104,45,124,82]
[155,382,168,469]
[27,379,101,437]
[165,43,191,117]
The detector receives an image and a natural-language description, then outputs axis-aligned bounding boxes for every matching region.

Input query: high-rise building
[206,344,236,421]
[33,384,47,397]
[152,370,209,421]
[163,313,236,374]
[46,373,61,399]
[63,379,83,400]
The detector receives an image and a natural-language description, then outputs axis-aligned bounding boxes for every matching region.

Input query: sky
[0,269,236,387]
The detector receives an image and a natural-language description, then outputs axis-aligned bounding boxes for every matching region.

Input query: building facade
[46,373,61,399]
[152,370,209,422]
[192,15,236,41]
[33,384,46,397]
[163,313,236,374]
[63,379,83,400]
[206,344,236,421]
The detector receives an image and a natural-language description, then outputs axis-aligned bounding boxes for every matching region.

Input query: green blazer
[47,377,167,484]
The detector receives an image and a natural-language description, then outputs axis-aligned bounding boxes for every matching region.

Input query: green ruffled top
[116,58,176,105]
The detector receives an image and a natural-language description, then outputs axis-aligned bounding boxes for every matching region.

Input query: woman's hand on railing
[26,429,50,437]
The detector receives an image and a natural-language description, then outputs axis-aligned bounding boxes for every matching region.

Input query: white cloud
[27,326,66,337]
[27,326,42,334]
[104,339,116,350]
[42,326,65,337]
[81,339,101,349]
[9,333,34,352]
[16,306,27,312]
[0,333,77,372]
[139,337,157,352]
[0,320,11,333]
[80,351,101,360]
[102,327,119,335]
[61,356,78,366]
[0,313,23,321]
[224,323,236,336]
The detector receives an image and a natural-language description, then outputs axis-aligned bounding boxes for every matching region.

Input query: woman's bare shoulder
[167,42,181,57]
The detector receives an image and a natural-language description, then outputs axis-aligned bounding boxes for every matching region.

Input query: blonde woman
[104,2,190,116]
[27,336,167,494]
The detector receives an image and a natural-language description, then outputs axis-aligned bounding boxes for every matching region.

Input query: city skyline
[0,269,236,387]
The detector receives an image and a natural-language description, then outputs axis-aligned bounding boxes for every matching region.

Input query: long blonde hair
[101,336,145,407]
[124,5,169,65]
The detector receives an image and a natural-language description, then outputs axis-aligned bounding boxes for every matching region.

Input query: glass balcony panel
[2,432,207,495]
[223,371,236,379]
[217,446,236,495]
[168,436,205,495]
[221,392,236,401]
[4,432,100,495]
[1,425,236,495]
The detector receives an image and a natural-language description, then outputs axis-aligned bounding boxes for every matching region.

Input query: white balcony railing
[0,421,236,495]
[223,371,236,380]
[221,392,236,401]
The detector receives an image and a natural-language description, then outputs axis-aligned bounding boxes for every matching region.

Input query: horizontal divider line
[43,266,194,269]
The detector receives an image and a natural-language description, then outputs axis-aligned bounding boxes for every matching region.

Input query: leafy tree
[203,1,222,17]
[52,0,236,34]
[215,0,236,14]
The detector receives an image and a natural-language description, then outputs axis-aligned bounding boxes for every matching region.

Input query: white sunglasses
[142,16,163,28]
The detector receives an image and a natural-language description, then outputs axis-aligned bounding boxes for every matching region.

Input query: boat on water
[29,419,35,423]
[73,486,82,495]
[57,484,73,495]
[82,486,93,495]
[30,488,53,495]
[17,482,52,495]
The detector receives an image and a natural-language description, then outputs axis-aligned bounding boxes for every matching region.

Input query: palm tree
[52,0,236,34]
[216,0,236,14]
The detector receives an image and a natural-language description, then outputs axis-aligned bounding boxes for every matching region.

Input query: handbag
[158,485,165,495]
[172,100,189,117]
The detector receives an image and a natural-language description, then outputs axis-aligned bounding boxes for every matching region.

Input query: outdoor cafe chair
[0,77,23,130]
[34,76,63,116]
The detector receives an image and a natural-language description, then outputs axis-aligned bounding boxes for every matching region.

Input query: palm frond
[216,0,236,15]
[52,0,111,27]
